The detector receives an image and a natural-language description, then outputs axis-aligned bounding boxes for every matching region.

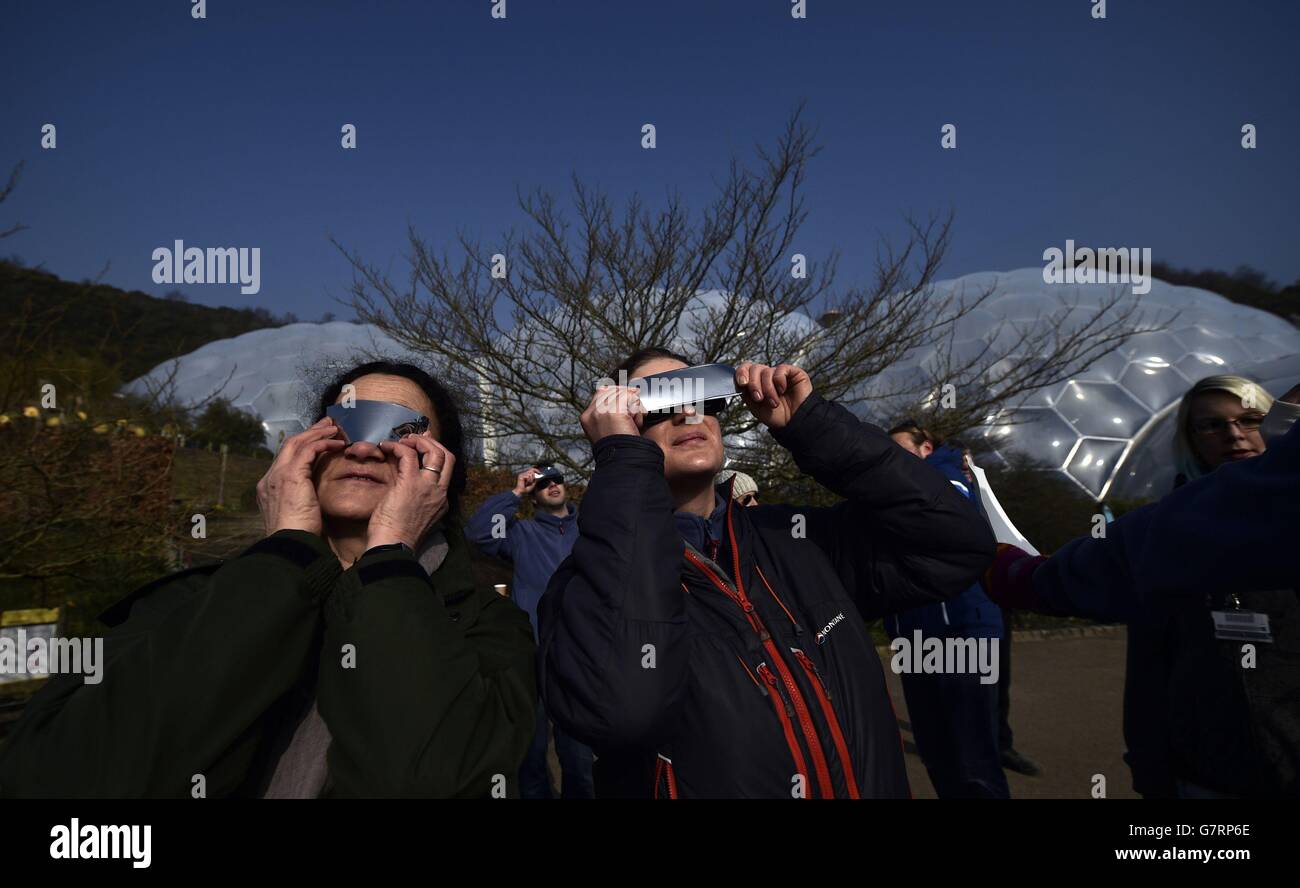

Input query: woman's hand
[580,385,644,444]
[366,434,456,550]
[735,362,813,430]
[256,418,347,537]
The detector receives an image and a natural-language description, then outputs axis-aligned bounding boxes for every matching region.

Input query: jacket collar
[533,502,577,529]
[674,491,728,553]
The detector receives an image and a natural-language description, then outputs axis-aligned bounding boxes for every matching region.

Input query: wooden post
[217,443,229,508]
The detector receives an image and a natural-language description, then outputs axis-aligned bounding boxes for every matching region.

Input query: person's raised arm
[315,434,536,797]
[986,384,1300,619]
[538,384,690,751]
[736,362,996,619]
[464,468,537,562]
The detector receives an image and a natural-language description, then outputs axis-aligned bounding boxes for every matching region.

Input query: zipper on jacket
[687,546,834,798]
[654,754,679,799]
[739,655,812,798]
[754,662,811,798]
[754,563,802,635]
[722,498,838,799]
[792,647,862,799]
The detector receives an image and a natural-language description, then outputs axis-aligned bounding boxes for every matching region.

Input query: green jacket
[0,524,536,798]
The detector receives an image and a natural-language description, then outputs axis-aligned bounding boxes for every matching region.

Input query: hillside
[0,261,288,382]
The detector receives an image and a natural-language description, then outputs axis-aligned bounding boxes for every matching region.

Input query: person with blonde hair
[984,376,1300,798]
[1171,374,1282,486]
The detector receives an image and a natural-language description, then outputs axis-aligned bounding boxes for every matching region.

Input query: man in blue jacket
[466,463,593,798]
[885,433,1009,798]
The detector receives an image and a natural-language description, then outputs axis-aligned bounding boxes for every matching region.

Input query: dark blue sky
[3,0,1297,319]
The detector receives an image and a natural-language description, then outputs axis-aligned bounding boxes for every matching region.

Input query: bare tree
[0,161,26,241]
[339,107,1145,486]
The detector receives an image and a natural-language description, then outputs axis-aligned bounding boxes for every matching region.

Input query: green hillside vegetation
[0,260,290,385]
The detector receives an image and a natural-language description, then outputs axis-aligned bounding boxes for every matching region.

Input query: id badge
[1211,609,1273,643]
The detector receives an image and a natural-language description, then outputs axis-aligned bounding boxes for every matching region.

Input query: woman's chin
[320,502,380,526]
[667,456,723,483]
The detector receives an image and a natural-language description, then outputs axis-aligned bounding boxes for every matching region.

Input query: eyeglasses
[1189,414,1266,436]
[640,397,731,428]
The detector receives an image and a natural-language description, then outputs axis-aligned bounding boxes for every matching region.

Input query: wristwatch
[364,541,415,558]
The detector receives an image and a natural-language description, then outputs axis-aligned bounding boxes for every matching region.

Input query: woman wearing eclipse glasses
[0,361,536,799]
[538,347,996,798]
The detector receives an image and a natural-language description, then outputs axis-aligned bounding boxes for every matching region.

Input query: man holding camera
[466,463,594,799]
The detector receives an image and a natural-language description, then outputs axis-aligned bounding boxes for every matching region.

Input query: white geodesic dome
[856,268,1300,500]
[123,322,424,451]
[126,273,1298,495]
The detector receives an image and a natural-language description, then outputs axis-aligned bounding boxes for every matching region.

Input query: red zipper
[723,499,837,799]
[685,546,835,799]
[755,663,811,797]
[685,549,765,635]
[792,647,861,799]
[653,755,679,799]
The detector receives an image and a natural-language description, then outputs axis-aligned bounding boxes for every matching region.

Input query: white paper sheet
[968,461,1040,556]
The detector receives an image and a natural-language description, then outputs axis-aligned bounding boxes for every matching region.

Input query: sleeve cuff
[768,392,829,450]
[592,433,665,470]
[355,544,431,588]
[243,530,342,604]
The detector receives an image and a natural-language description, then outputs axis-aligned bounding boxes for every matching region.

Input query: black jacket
[1033,415,1300,797]
[538,393,997,798]
[0,526,536,798]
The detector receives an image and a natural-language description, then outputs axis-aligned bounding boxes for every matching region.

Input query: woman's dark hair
[613,346,692,379]
[315,360,468,517]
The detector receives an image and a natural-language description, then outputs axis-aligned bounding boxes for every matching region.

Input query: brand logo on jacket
[815,612,845,644]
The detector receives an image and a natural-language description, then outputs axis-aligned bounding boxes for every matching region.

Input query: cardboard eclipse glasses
[325,400,431,446]
[628,362,741,427]
[531,465,565,490]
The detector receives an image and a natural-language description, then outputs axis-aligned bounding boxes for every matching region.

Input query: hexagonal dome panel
[1065,438,1130,498]
[1174,352,1230,384]
[1052,381,1148,437]
[983,407,1079,469]
[853,267,1300,500]
[250,381,305,419]
[1119,359,1191,411]
[1171,326,1251,365]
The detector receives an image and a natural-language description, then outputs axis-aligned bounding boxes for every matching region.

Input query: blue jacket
[887,446,1003,640]
[466,491,578,639]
